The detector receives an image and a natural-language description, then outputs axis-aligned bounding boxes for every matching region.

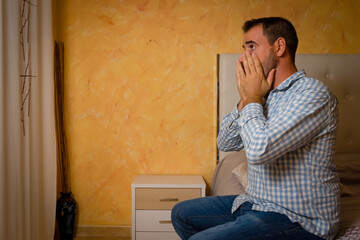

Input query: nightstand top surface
[132,175,206,188]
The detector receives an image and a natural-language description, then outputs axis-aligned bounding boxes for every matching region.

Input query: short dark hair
[243,17,298,62]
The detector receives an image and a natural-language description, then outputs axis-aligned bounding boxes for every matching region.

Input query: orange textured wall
[54,0,360,226]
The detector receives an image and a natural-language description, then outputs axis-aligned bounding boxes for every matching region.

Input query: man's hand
[236,52,275,111]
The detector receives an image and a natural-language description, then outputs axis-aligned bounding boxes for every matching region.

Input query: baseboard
[75,225,131,237]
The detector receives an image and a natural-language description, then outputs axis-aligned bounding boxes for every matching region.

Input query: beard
[262,49,278,78]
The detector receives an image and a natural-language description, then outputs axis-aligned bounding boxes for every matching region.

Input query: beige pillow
[232,160,247,191]
[211,151,247,196]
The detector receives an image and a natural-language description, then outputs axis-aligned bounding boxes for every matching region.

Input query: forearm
[239,96,331,165]
[217,106,244,152]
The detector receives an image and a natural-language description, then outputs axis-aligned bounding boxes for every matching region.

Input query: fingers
[241,53,252,75]
[236,60,245,94]
[252,53,264,77]
[236,59,245,79]
[236,52,275,103]
[240,52,259,76]
[245,52,257,74]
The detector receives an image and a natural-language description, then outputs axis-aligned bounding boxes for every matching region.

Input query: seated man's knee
[172,198,199,223]
[171,200,186,222]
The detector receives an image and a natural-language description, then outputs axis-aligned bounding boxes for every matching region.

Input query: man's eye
[250,45,256,50]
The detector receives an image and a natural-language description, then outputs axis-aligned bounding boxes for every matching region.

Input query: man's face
[241,24,277,78]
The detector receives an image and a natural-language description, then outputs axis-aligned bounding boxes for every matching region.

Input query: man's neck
[272,62,298,90]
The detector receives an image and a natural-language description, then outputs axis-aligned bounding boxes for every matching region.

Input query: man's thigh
[172,195,238,230]
[189,205,322,240]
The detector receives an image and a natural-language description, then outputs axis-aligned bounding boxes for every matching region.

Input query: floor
[74,237,130,240]
[54,228,131,240]
[54,222,132,240]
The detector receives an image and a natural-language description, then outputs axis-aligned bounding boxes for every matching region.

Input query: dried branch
[54,41,70,193]
[19,0,36,136]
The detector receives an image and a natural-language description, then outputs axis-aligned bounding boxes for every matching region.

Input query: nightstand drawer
[135,188,201,210]
[136,210,174,231]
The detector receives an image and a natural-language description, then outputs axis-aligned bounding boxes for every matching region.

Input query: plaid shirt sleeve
[217,106,245,152]
[238,84,334,165]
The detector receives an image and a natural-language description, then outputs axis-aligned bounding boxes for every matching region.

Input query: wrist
[242,97,262,108]
[237,100,244,112]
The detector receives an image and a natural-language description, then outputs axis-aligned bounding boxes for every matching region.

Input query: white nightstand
[131,175,206,240]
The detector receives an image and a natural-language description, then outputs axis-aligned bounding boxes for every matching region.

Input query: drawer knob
[159,198,179,202]
[159,220,172,224]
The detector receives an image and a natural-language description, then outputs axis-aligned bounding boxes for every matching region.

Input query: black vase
[56,192,77,240]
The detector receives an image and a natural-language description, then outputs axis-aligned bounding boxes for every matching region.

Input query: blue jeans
[171,195,324,240]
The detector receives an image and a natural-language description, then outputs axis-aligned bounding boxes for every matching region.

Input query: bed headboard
[217,54,360,160]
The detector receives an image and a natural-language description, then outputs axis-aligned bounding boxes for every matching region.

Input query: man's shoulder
[277,71,328,93]
[298,75,326,87]
[293,75,332,97]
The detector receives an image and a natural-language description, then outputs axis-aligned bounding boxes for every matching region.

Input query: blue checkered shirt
[217,70,340,240]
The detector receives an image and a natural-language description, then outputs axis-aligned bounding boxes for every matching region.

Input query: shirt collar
[273,70,306,91]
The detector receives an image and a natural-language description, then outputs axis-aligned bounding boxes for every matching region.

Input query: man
[171,17,339,240]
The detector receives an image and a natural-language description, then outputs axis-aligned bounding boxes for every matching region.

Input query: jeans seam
[263,225,302,238]
[187,214,234,219]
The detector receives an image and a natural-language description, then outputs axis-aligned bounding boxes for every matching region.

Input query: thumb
[267,68,276,87]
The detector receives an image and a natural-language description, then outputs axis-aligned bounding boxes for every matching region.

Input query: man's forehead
[243,25,264,44]
[244,25,263,38]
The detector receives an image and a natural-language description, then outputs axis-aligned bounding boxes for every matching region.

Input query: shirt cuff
[238,103,263,127]
[224,105,240,128]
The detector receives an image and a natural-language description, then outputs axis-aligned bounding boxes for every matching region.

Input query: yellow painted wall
[53,0,360,226]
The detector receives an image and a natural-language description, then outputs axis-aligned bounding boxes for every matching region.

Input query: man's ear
[274,37,286,57]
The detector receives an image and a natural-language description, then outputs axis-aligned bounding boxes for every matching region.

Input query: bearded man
[171,17,339,240]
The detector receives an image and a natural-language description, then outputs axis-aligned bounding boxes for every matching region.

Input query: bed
[212,54,360,239]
